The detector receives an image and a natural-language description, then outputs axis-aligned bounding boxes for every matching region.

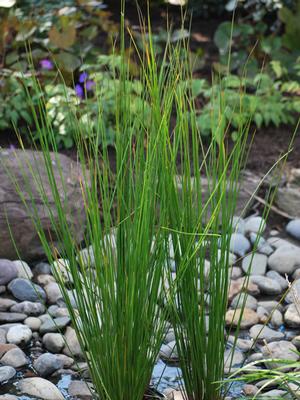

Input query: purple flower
[39,59,53,70]
[75,84,84,99]
[85,80,95,91]
[79,71,88,83]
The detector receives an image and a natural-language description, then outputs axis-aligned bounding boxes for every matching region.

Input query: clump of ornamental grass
[6,5,183,400]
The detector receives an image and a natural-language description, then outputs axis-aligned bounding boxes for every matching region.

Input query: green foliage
[279,0,300,50]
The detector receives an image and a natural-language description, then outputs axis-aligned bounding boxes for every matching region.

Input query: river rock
[18,377,64,400]
[0,299,17,311]
[43,333,65,353]
[228,278,260,301]
[8,278,46,302]
[63,327,84,359]
[25,317,41,331]
[0,312,27,323]
[245,216,266,234]
[40,316,70,334]
[249,233,274,256]
[266,270,289,291]
[231,293,258,310]
[68,380,93,399]
[0,329,6,344]
[284,303,300,327]
[250,276,282,295]
[224,348,245,374]
[44,282,62,304]
[268,245,300,275]
[286,279,300,303]
[225,308,259,329]
[0,366,16,383]
[1,347,28,368]
[249,324,284,342]
[34,353,64,377]
[0,260,18,285]
[262,341,299,370]
[13,260,33,280]
[270,309,283,328]
[159,340,178,362]
[286,219,300,240]
[229,233,251,257]
[7,325,32,345]
[10,301,45,316]
[0,149,87,261]
[242,254,267,275]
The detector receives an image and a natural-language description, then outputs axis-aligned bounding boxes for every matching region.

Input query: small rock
[0,312,27,323]
[63,327,84,359]
[0,366,16,383]
[0,298,17,311]
[243,384,258,396]
[245,216,266,234]
[68,380,93,399]
[250,233,273,255]
[257,389,287,398]
[13,260,33,280]
[77,246,95,268]
[1,347,28,368]
[271,309,283,328]
[268,245,300,274]
[25,317,41,331]
[231,293,258,310]
[228,278,260,301]
[224,348,245,373]
[18,377,64,400]
[227,336,253,352]
[43,333,65,353]
[33,262,52,276]
[0,344,17,358]
[256,306,269,323]
[242,254,267,276]
[10,301,45,316]
[285,303,300,327]
[286,219,300,240]
[249,324,284,342]
[55,354,74,368]
[37,274,56,286]
[225,308,259,329]
[257,301,283,313]
[292,336,300,350]
[0,395,18,400]
[266,270,289,291]
[230,266,243,279]
[229,233,251,257]
[250,276,282,295]
[164,330,175,345]
[159,340,178,362]
[7,325,32,345]
[232,216,246,235]
[262,341,299,371]
[0,260,18,285]
[40,316,70,334]
[286,279,300,303]
[44,282,63,304]
[34,353,64,377]
[8,278,46,302]
[267,236,298,249]
[217,249,237,266]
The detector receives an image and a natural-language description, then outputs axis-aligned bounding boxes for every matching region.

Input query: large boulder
[0,149,87,260]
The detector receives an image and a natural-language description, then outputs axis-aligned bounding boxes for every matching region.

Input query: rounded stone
[268,245,300,275]
[249,324,285,343]
[286,219,300,240]
[250,233,274,256]
[286,279,300,303]
[242,254,267,276]
[262,341,299,371]
[44,282,62,304]
[68,380,93,399]
[8,278,46,302]
[33,353,64,377]
[40,316,70,334]
[224,348,245,374]
[270,309,283,328]
[245,216,266,234]
[25,317,41,331]
[10,301,45,316]
[250,275,282,295]
[7,325,32,345]
[225,308,259,329]
[229,233,251,257]
[12,260,33,280]
[0,260,18,285]
[0,366,16,383]
[159,340,178,362]
[1,347,28,368]
[43,333,65,353]
[266,270,289,291]
[231,293,258,311]
[285,303,300,327]
[18,377,64,400]
[63,327,84,359]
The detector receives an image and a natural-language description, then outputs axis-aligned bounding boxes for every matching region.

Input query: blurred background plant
[0,0,299,148]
